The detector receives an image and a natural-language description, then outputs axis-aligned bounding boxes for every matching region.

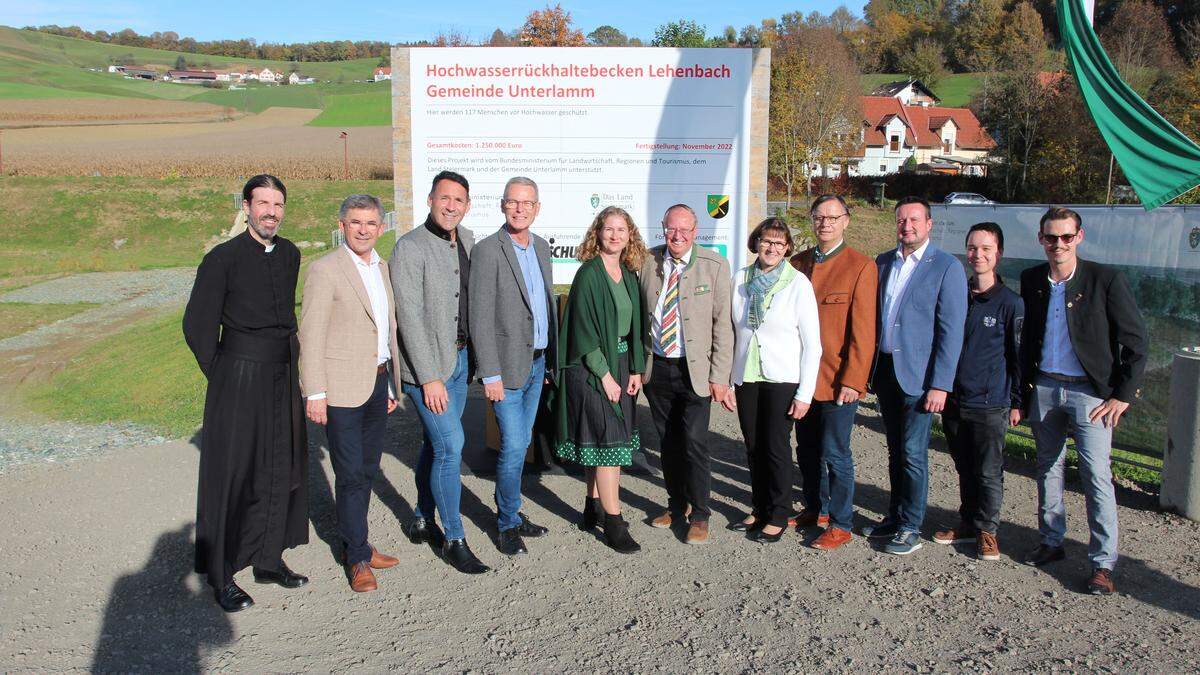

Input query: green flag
[1058,0,1200,209]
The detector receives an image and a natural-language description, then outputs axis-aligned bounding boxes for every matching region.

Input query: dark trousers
[795,400,859,531]
[645,355,712,522]
[874,354,934,533]
[325,371,389,565]
[942,403,1007,534]
[734,381,797,528]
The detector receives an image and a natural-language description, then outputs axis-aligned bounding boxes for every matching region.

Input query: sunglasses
[1039,232,1079,245]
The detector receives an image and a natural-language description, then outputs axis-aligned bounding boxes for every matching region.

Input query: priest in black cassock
[182,174,310,612]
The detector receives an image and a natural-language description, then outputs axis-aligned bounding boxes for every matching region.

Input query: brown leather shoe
[348,561,377,593]
[791,510,829,529]
[1087,567,1115,595]
[933,521,977,544]
[649,510,674,529]
[811,527,853,550]
[369,546,399,569]
[976,531,1000,561]
[685,520,710,545]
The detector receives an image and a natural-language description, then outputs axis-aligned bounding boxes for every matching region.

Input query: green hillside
[0,25,382,108]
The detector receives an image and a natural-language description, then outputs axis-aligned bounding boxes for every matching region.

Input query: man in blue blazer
[865,196,968,555]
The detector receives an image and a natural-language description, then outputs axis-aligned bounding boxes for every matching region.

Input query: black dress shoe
[498,528,528,555]
[748,526,785,543]
[215,582,254,612]
[441,539,490,574]
[252,561,309,588]
[516,513,549,537]
[407,518,445,547]
[728,516,761,532]
[1023,544,1066,567]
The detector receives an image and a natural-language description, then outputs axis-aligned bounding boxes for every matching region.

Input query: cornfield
[2,107,394,179]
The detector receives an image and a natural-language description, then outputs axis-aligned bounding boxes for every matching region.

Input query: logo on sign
[590,193,600,209]
[1191,226,1200,249]
[707,194,729,219]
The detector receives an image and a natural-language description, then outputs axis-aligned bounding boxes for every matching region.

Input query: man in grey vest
[389,170,487,575]
[469,176,556,556]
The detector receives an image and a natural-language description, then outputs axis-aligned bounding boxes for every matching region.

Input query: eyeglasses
[502,199,537,210]
[811,213,848,225]
[664,227,696,236]
[1040,232,1079,245]
[759,239,788,250]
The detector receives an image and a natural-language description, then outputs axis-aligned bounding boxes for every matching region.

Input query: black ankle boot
[581,497,602,531]
[603,513,641,554]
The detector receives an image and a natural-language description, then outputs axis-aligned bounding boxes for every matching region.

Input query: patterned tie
[659,259,682,355]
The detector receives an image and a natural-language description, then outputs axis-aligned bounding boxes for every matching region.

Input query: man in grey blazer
[865,196,968,556]
[389,170,488,575]
[468,176,557,556]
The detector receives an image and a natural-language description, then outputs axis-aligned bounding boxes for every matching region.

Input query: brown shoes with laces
[790,510,830,529]
[811,527,853,551]
[369,547,399,569]
[348,561,377,592]
[1087,568,1115,595]
[976,531,1000,561]
[933,521,978,545]
[649,510,674,529]
[686,520,710,545]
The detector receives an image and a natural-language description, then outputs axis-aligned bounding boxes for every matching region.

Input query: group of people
[182,171,1147,613]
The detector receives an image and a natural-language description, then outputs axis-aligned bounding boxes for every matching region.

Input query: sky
[0,1,869,44]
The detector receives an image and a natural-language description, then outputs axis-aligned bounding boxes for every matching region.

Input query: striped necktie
[659,259,682,355]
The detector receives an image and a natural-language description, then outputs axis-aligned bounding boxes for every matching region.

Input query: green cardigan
[553,256,646,442]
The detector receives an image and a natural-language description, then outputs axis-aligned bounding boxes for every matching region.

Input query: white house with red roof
[833,80,996,177]
[374,66,391,82]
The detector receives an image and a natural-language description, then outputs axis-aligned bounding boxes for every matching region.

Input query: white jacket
[731,264,823,402]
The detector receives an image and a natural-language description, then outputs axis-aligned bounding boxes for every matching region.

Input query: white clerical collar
[895,238,930,262]
[343,243,380,267]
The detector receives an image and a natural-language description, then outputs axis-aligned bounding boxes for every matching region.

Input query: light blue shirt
[880,239,929,353]
[481,234,548,386]
[1040,269,1087,377]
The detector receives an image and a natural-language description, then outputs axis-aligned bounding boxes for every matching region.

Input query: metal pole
[340,131,349,180]
[1105,153,1115,204]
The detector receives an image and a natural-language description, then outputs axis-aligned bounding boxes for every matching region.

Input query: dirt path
[0,397,1197,672]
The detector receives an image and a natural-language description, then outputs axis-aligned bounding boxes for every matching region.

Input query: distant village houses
[374,66,391,82]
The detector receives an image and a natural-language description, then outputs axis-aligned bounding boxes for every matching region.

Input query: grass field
[0,176,394,277]
[0,302,99,339]
[860,73,986,108]
[309,85,393,126]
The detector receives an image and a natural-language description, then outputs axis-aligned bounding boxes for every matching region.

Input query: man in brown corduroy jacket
[789,194,878,551]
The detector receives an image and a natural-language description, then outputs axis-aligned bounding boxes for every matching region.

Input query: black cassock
[182,229,308,589]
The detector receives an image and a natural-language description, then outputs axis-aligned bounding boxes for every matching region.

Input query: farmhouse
[828,82,995,177]
[288,72,315,85]
[374,66,391,82]
[259,67,279,83]
[165,69,218,84]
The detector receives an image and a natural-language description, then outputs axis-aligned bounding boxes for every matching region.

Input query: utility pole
[340,131,349,179]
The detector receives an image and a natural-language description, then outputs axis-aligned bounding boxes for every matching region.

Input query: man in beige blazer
[639,203,734,545]
[299,194,402,593]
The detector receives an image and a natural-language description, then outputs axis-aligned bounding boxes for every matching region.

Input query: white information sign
[408,47,756,282]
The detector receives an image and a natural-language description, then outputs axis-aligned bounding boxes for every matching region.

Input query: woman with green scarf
[554,206,648,554]
[728,218,823,543]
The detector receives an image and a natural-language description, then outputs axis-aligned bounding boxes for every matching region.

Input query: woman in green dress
[555,206,648,553]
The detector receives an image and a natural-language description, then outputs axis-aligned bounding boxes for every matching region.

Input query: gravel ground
[1,394,1197,672]
[0,269,194,354]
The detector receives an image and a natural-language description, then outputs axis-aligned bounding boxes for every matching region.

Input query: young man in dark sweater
[933,222,1023,561]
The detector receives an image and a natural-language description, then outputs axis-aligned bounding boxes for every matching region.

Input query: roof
[167,70,216,79]
[869,78,940,102]
[854,96,995,156]
[375,66,392,75]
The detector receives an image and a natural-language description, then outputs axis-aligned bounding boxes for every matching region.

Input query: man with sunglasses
[1018,207,1147,595]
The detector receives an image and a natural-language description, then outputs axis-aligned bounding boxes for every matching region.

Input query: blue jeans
[1030,375,1118,570]
[795,400,859,531]
[492,355,545,531]
[402,348,469,541]
[875,355,934,533]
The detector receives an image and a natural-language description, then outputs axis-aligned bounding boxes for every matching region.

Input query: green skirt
[556,346,639,467]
